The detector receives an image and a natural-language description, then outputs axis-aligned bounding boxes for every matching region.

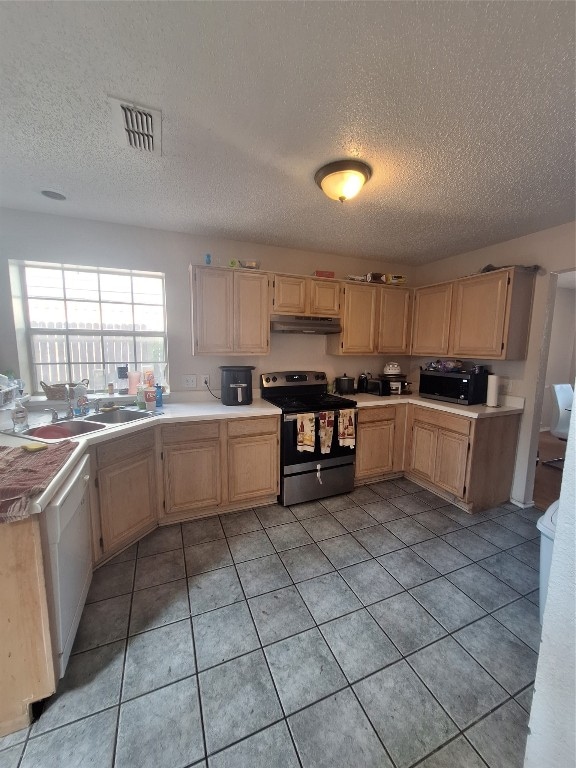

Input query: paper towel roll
[486,375,499,407]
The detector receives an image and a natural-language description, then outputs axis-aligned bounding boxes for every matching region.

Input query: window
[16,262,167,394]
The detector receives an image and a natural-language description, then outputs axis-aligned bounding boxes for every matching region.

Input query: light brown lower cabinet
[160,416,279,523]
[94,430,158,560]
[355,405,406,482]
[162,421,222,519]
[0,516,56,736]
[406,405,521,512]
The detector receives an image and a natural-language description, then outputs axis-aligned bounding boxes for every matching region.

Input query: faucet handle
[93,399,102,414]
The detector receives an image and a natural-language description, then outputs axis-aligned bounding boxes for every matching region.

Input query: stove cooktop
[263,392,357,414]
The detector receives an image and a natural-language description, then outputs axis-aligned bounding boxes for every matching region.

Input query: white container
[536,499,559,624]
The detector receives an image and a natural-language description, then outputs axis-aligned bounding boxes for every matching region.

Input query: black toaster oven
[366,378,391,396]
[418,370,488,405]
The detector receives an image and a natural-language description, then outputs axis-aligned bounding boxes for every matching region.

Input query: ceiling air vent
[109,96,162,154]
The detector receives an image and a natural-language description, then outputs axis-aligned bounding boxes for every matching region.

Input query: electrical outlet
[200,374,210,388]
[182,374,197,389]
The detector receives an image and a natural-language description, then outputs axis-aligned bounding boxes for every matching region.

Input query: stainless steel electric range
[260,371,357,506]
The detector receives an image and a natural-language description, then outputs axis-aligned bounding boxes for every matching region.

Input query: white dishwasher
[41,454,93,678]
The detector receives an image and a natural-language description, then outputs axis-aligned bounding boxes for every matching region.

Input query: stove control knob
[264,377,271,383]
[272,376,277,382]
[318,373,326,380]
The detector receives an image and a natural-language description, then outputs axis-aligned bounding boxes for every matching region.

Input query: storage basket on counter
[40,379,89,400]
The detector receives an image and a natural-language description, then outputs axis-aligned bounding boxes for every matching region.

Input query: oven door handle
[284,409,357,422]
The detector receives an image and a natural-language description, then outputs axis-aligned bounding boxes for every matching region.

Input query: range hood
[270,314,342,334]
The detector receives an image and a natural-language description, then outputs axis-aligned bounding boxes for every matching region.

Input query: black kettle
[357,372,371,393]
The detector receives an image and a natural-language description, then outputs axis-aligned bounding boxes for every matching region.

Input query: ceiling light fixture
[314,159,372,202]
[41,190,66,200]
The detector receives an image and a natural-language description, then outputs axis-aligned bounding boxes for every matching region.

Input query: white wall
[541,286,576,429]
[0,208,416,393]
[524,404,575,768]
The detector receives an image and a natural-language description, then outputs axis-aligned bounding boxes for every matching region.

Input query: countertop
[1,393,523,519]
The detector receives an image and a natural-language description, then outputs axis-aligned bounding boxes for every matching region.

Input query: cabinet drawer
[412,406,471,436]
[227,416,279,437]
[162,421,220,444]
[358,406,396,424]
[97,429,155,467]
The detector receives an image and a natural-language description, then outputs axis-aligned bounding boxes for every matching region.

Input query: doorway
[532,269,575,510]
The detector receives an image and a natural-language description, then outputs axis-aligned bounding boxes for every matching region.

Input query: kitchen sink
[23,420,107,440]
[84,409,154,424]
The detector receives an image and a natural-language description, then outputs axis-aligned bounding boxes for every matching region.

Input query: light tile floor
[2,480,542,768]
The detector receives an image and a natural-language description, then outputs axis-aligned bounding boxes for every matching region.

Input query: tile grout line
[220,512,306,768]
[182,522,210,767]
[26,482,539,767]
[110,534,140,768]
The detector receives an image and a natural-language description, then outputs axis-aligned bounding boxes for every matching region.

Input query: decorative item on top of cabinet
[273,274,340,317]
[355,405,406,482]
[94,429,158,560]
[326,282,378,354]
[191,266,270,355]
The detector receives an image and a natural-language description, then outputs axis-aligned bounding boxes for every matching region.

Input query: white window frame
[11,261,168,395]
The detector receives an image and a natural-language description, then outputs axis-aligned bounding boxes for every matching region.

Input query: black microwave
[418,370,489,405]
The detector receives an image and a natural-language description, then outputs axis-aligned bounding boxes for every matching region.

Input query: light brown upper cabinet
[273,274,340,317]
[377,287,412,354]
[326,283,378,354]
[191,266,270,355]
[449,268,535,360]
[411,282,453,356]
[412,267,535,360]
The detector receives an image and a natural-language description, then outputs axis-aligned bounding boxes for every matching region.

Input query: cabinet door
[434,430,469,497]
[99,451,157,554]
[234,271,270,354]
[273,275,307,314]
[228,433,278,503]
[163,441,221,518]
[377,287,411,354]
[411,283,452,355]
[340,284,378,353]
[409,422,437,481]
[309,279,340,316]
[449,271,508,358]
[356,419,395,479]
[192,267,234,354]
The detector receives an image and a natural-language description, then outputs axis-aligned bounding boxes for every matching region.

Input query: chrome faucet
[44,408,60,424]
[93,399,101,414]
[65,397,74,420]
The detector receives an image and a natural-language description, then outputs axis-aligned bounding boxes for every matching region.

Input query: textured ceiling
[0,1,574,265]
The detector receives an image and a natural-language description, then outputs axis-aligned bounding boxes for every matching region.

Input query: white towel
[297,413,315,452]
[319,411,334,454]
[338,409,356,448]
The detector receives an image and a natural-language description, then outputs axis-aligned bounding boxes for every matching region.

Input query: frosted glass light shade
[314,160,372,202]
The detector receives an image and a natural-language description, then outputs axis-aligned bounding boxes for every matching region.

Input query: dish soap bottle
[11,399,29,433]
[155,383,163,408]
